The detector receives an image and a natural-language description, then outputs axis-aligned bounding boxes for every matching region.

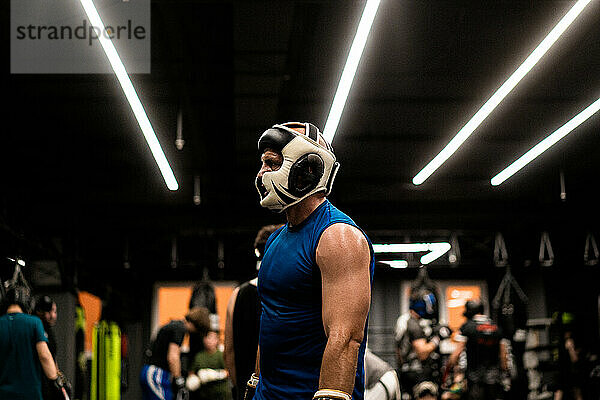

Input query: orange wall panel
[78,291,102,352]
[445,286,481,332]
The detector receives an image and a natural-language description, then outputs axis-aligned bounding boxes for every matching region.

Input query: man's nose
[257,163,270,177]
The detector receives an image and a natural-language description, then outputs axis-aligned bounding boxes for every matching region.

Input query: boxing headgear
[410,292,437,319]
[256,122,340,212]
[464,300,484,319]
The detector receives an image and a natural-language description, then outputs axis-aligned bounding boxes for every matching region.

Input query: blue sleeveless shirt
[256,200,375,400]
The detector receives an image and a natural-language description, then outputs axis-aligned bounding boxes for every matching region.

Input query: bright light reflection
[323,0,381,144]
[413,0,593,185]
[381,260,409,269]
[373,242,452,265]
[79,0,179,190]
[491,96,600,185]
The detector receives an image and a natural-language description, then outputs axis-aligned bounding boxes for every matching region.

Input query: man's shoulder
[238,280,258,294]
[460,319,480,336]
[1,313,44,334]
[10,312,41,324]
[322,200,358,226]
[162,320,185,333]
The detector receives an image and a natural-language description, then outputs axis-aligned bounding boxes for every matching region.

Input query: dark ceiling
[2,1,600,291]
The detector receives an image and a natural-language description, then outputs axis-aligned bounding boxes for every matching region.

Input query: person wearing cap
[0,287,67,400]
[224,224,283,400]
[140,307,211,400]
[248,122,375,400]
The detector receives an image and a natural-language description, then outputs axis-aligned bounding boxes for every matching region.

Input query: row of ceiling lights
[82,0,596,191]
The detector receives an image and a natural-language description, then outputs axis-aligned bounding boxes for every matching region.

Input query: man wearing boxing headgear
[398,289,449,400]
[249,122,375,400]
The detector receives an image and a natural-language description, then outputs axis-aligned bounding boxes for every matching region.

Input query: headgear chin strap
[256,122,340,212]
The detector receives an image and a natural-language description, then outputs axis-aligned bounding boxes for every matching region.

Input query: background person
[141,307,211,400]
[446,300,508,400]
[397,288,449,400]
[365,348,401,400]
[187,329,231,400]
[35,295,72,400]
[0,287,67,400]
[223,224,282,400]
[34,295,58,358]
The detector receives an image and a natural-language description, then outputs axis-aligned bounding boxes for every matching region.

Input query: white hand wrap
[197,369,227,384]
[185,374,201,391]
[313,389,352,400]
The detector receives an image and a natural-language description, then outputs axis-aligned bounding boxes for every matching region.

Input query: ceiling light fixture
[7,257,26,267]
[323,0,381,144]
[413,0,592,185]
[491,96,600,186]
[79,0,179,191]
[373,242,452,265]
[381,260,409,269]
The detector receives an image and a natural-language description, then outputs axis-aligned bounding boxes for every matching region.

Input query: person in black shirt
[224,224,282,400]
[446,300,508,400]
[141,307,210,400]
[34,295,71,400]
[34,296,58,359]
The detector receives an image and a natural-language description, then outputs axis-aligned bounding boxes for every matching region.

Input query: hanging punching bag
[189,281,216,314]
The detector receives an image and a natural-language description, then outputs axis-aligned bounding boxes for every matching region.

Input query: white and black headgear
[256,122,340,212]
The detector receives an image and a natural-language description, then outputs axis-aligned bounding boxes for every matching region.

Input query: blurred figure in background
[549,311,584,400]
[446,300,508,400]
[365,348,401,400]
[141,307,211,400]
[397,288,449,400]
[223,224,282,400]
[34,295,71,400]
[187,328,231,400]
[0,287,67,400]
[34,296,58,359]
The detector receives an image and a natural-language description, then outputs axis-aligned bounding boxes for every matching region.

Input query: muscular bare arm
[317,223,371,395]
[36,341,58,380]
[167,342,182,378]
[224,286,240,383]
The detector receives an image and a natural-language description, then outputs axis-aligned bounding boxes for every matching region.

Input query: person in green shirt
[0,287,67,400]
[187,329,231,400]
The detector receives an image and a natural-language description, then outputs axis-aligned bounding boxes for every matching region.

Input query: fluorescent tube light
[491,96,600,186]
[381,260,409,269]
[373,242,451,265]
[413,0,592,185]
[323,0,381,144]
[79,0,179,191]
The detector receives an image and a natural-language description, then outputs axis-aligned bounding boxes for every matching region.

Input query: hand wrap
[172,376,189,400]
[243,373,259,400]
[313,389,352,400]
